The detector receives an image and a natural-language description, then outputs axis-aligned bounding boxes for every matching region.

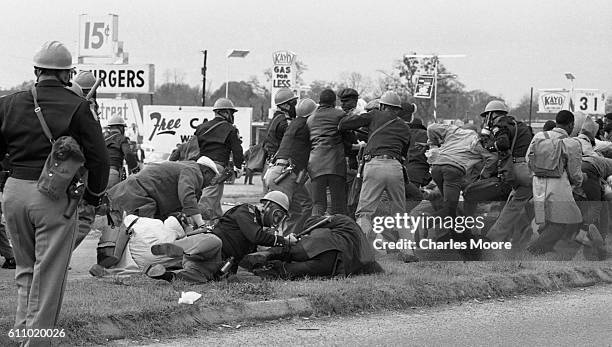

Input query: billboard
[140,106,252,155]
[270,51,297,118]
[538,89,606,114]
[97,98,142,141]
[77,64,155,94]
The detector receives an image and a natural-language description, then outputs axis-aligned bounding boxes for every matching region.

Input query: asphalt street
[143,285,612,347]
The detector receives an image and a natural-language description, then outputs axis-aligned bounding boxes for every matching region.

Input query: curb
[93,298,312,341]
[72,265,612,343]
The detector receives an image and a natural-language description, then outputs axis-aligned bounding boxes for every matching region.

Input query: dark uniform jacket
[0,79,109,204]
[307,105,347,178]
[105,128,138,172]
[195,117,244,168]
[275,116,311,172]
[299,215,378,276]
[339,109,411,161]
[263,110,289,158]
[488,116,533,157]
[212,204,286,262]
[108,161,204,218]
[406,122,430,186]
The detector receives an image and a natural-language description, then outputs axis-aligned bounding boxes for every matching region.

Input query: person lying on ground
[240,214,384,280]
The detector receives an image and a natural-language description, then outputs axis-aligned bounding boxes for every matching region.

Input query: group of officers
[1,40,610,345]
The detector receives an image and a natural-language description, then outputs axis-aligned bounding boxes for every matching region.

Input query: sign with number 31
[78,14,118,58]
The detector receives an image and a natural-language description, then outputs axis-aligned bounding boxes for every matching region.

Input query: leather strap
[30,86,55,144]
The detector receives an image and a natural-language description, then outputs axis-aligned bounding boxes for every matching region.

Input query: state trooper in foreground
[0,41,109,345]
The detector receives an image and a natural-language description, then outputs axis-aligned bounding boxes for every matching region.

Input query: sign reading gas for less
[79,14,118,57]
[77,64,155,94]
[270,51,298,118]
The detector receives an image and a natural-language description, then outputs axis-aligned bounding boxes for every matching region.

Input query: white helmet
[196,156,219,175]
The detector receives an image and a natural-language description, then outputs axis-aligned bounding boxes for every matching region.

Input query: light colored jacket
[527,128,582,224]
[427,124,496,175]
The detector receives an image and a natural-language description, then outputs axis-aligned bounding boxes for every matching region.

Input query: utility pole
[201,50,207,106]
[404,54,465,122]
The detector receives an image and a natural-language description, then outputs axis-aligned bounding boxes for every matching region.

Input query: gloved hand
[284,234,298,245]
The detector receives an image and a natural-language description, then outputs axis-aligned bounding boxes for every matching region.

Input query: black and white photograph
[0,0,611,346]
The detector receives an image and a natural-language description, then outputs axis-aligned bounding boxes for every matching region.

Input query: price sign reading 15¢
[78,14,118,57]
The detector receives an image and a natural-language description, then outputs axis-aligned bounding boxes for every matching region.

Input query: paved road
[144,285,612,347]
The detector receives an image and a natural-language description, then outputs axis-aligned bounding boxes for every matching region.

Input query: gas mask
[261,202,288,230]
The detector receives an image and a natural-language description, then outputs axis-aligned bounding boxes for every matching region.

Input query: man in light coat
[527,110,584,257]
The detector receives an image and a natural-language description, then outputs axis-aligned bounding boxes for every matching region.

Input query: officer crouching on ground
[0,41,109,345]
[145,191,296,282]
[91,156,219,273]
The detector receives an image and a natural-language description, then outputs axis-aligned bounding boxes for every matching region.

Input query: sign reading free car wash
[77,64,155,94]
[141,106,252,154]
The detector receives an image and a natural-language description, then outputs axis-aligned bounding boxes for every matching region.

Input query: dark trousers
[431,164,464,218]
[244,168,254,184]
[284,244,339,278]
[311,174,347,216]
[578,162,605,239]
[528,222,581,255]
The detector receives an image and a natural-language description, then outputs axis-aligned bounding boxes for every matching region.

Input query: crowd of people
[0,40,610,345]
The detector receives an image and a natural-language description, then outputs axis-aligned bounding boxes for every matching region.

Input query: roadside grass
[1,257,611,345]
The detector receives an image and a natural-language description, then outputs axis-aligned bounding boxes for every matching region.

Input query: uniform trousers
[265,165,313,235]
[431,164,464,218]
[356,158,405,242]
[486,162,534,249]
[311,174,346,215]
[199,162,225,219]
[4,178,76,345]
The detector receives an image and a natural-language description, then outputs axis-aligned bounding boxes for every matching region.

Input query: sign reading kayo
[141,106,252,154]
[77,64,155,94]
[538,89,606,114]
[270,51,297,119]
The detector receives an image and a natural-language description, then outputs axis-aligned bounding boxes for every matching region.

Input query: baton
[295,216,332,239]
[85,78,102,100]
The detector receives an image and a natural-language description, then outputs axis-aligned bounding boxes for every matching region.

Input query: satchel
[31,87,87,201]
[246,143,266,171]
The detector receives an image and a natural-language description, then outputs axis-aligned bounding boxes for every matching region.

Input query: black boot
[252,260,289,280]
[97,247,120,268]
[239,247,289,271]
[144,264,176,282]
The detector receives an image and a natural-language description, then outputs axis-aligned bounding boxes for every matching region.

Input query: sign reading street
[78,14,118,58]
[97,98,142,140]
[77,64,155,94]
[414,76,435,99]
